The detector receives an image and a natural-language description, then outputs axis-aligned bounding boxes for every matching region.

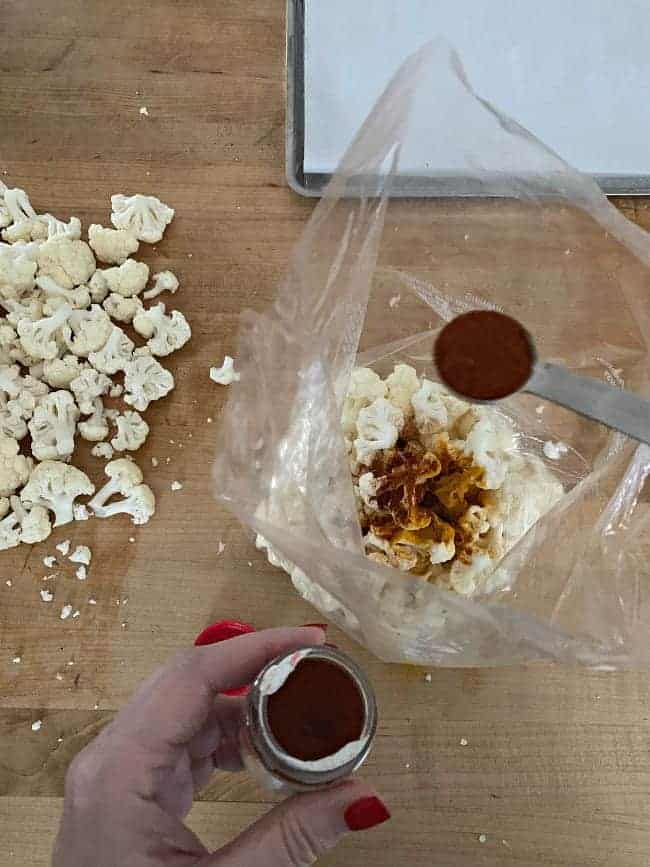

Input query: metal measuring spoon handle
[527,362,650,446]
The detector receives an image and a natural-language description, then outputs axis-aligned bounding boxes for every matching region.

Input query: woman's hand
[53,626,390,865]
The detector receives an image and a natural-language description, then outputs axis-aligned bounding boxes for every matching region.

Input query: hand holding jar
[53,626,390,866]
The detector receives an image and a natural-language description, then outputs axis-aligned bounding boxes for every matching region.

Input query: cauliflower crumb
[424,673,432,683]
[40,589,53,602]
[31,720,42,731]
[69,544,91,565]
[217,541,225,555]
[72,609,80,618]
[170,480,183,491]
[55,672,64,680]
[460,738,468,746]
[6,579,12,587]
[478,835,487,844]
[151,457,159,467]
[388,294,401,308]
[210,356,240,386]
[88,598,97,605]
[75,565,87,581]
[55,539,71,556]
[543,440,569,460]
[139,106,149,116]
[73,504,90,521]
[12,655,21,663]
[60,604,73,620]
[43,555,56,568]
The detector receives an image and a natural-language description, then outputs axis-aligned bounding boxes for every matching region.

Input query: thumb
[202,779,390,866]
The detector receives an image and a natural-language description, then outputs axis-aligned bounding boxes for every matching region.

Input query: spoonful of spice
[434,309,650,446]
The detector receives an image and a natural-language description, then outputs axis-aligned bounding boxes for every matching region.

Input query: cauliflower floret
[36,275,90,315]
[17,303,72,361]
[354,397,404,467]
[385,364,420,414]
[97,259,149,298]
[0,204,74,245]
[88,325,134,374]
[89,458,155,525]
[0,433,31,496]
[209,355,240,385]
[2,219,48,244]
[29,390,79,460]
[358,472,378,510]
[87,270,110,303]
[494,454,564,553]
[462,413,516,490]
[0,509,20,549]
[110,410,149,452]
[110,193,174,244]
[102,292,143,324]
[91,441,114,460]
[88,224,139,265]
[21,460,94,526]
[78,397,108,442]
[341,367,387,438]
[132,302,190,356]
[65,305,113,357]
[70,367,111,414]
[9,495,52,544]
[10,373,49,419]
[3,293,44,327]
[0,246,37,298]
[0,189,46,243]
[448,552,495,596]
[0,369,48,439]
[123,355,174,411]
[143,270,179,301]
[0,364,22,399]
[41,355,84,388]
[36,238,95,289]
[0,182,11,230]
[412,379,449,444]
[0,396,28,440]
[0,323,17,365]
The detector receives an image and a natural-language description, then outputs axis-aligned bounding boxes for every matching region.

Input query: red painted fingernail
[302,623,328,631]
[344,796,391,831]
[194,620,255,697]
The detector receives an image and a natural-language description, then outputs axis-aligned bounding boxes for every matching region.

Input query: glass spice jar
[240,645,377,793]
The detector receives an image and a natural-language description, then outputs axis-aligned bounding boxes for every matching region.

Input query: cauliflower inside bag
[346,364,564,597]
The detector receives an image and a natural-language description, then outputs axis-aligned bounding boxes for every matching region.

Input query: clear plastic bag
[214,42,650,667]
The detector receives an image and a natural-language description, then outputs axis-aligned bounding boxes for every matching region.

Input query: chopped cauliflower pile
[345,365,564,596]
[0,183,191,549]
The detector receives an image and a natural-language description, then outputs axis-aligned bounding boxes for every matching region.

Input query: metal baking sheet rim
[285,0,650,199]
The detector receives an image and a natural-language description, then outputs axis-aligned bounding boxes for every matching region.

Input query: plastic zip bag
[214,42,650,667]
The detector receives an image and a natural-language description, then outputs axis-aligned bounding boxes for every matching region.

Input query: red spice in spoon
[434,310,534,401]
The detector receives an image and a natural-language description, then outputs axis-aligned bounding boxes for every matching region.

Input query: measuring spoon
[434,310,650,447]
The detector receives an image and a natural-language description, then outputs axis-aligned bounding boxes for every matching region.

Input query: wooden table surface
[2,2,650,865]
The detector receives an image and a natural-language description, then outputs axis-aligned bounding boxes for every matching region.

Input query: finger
[202,780,391,866]
[188,696,244,760]
[115,627,326,748]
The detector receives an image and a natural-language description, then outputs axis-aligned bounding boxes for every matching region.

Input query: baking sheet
[287,0,650,196]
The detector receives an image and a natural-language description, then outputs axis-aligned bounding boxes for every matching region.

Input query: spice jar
[240,645,377,793]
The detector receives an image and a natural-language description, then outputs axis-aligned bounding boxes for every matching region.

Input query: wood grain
[1,1,650,865]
